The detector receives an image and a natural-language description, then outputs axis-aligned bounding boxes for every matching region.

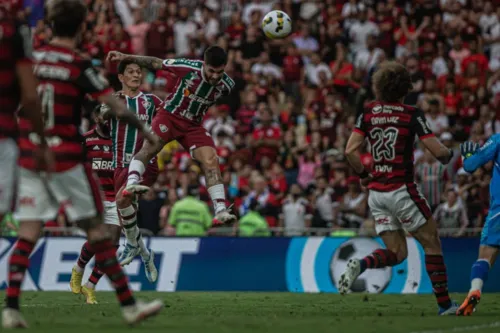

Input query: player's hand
[360,173,373,187]
[34,144,55,175]
[460,141,479,159]
[106,51,126,63]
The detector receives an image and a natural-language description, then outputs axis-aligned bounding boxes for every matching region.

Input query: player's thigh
[0,138,19,215]
[480,211,500,249]
[391,184,432,234]
[15,167,59,222]
[113,167,128,196]
[368,190,402,235]
[183,125,217,161]
[150,112,176,148]
[49,163,104,224]
[411,217,442,254]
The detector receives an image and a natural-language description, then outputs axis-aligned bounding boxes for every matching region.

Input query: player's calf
[412,218,455,313]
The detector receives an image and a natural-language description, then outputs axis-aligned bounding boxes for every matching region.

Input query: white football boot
[338,259,361,295]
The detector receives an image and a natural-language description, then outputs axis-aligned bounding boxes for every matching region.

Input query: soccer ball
[261,10,292,39]
[330,238,392,294]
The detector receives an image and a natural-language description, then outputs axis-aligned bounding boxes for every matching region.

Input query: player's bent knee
[18,221,44,243]
[77,215,103,232]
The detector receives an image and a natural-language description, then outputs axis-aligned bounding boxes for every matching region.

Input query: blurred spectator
[280,184,312,236]
[137,188,166,235]
[165,187,213,236]
[433,189,469,237]
[311,176,334,231]
[348,7,379,55]
[336,176,367,229]
[252,107,281,165]
[173,6,198,56]
[416,150,449,212]
[235,198,271,237]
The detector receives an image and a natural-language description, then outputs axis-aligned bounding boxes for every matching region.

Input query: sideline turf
[1,292,500,333]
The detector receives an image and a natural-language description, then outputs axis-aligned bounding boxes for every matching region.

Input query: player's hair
[204,46,228,67]
[118,59,141,75]
[46,0,87,38]
[372,61,413,103]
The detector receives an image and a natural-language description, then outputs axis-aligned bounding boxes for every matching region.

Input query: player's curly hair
[46,0,87,38]
[372,61,413,103]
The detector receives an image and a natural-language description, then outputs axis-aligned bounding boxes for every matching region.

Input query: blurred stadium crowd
[2,0,500,238]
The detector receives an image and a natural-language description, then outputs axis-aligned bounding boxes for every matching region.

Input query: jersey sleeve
[463,135,499,173]
[162,58,201,77]
[353,107,366,136]
[76,61,114,99]
[221,74,235,95]
[410,108,435,139]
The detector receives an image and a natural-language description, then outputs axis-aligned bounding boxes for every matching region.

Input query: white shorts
[16,164,104,222]
[368,183,432,235]
[0,138,19,214]
[104,201,119,226]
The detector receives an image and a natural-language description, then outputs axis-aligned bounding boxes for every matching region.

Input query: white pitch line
[409,321,500,333]
[21,302,113,308]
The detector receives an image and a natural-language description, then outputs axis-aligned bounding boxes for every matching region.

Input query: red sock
[425,254,451,309]
[91,239,135,306]
[88,246,118,286]
[77,241,94,269]
[360,249,399,273]
[6,239,35,309]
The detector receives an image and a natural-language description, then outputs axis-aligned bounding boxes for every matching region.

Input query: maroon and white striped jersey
[0,10,31,139]
[18,44,113,172]
[160,59,235,124]
[109,91,161,168]
[84,128,114,202]
[354,101,435,192]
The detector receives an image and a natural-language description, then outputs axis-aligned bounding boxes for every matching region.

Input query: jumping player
[456,138,500,315]
[0,3,52,229]
[340,61,458,315]
[91,60,159,281]
[2,0,163,328]
[106,46,237,239]
[70,106,121,304]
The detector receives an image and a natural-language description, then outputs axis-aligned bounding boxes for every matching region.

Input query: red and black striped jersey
[84,128,115,202]
[0,10,31,139]
[354,101,435,192]
[18,44,113,172]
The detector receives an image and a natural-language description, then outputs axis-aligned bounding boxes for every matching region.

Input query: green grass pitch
[2,292,500,333]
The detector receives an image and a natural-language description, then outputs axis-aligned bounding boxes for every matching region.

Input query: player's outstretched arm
[106,51,163,70]
[345,131,372,185]
[461,136,498,173]
[421,136,454,165]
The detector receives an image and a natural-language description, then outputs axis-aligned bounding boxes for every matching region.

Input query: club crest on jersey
[214,89,222,100]
[103,146,110,152]
[141,96,151,110]
[160,124,168,133]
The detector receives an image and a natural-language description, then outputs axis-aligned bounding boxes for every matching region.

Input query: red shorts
[151,111,215,157]
[114,162,159,194]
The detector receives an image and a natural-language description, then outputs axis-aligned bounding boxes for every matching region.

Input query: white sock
[138,237,150,260]
[127,158,145,186]
[74,265,84,274]
[208,184,227,214]
[119,205,139,246]
[471,278,484,292]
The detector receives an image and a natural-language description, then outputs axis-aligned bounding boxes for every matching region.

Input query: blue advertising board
[0,237,498,293]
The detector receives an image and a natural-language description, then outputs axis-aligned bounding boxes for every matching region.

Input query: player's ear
[118,74,124,84]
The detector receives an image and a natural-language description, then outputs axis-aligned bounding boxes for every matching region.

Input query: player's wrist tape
[358,170,370,179]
